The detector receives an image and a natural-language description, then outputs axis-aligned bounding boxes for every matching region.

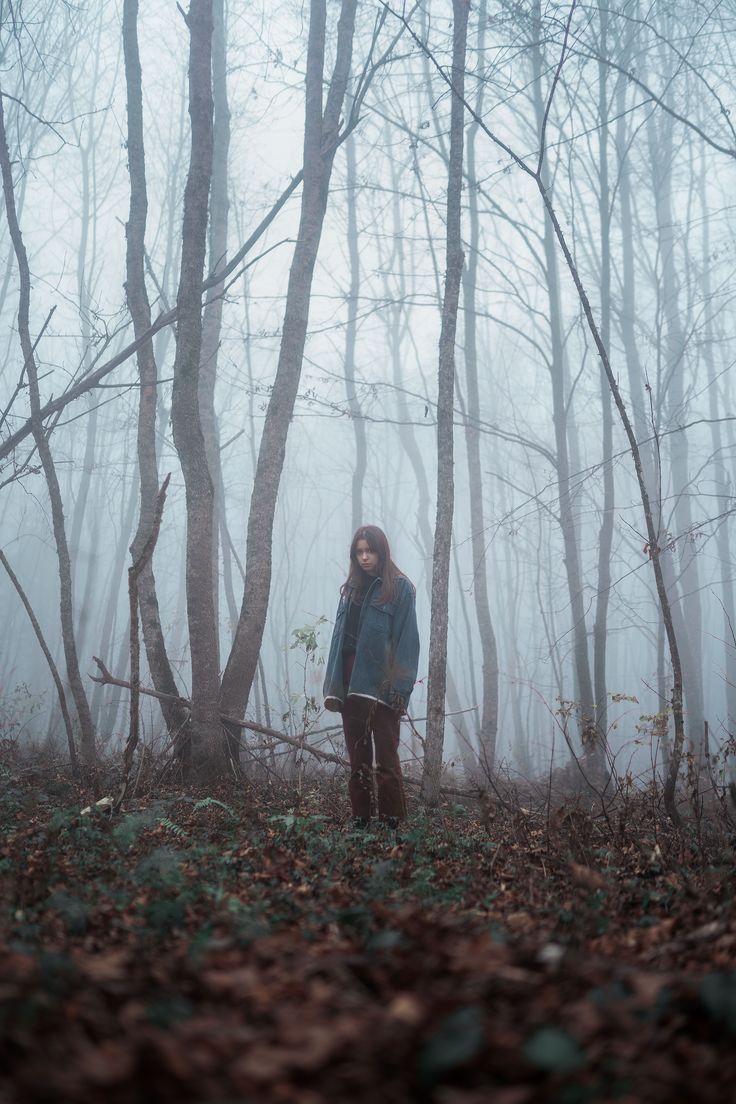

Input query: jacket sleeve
[322,595,347,709]
[387,579,420,713]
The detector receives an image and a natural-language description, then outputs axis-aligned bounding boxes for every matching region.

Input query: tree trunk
[592,6,614,774]
[421,0,469,807]
[530,13,595,757]
[198,0,230,665]
[122,0,191,747]
[647,105,705,761]
[344,128,367,531]
[0,89,96,764]
[699,159,736,736]
[169,0,221,772]
[462,0,499,774]
[220,0,358,720]
[90,469,138,725]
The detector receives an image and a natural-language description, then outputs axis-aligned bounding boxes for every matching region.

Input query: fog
[1,0,735,785]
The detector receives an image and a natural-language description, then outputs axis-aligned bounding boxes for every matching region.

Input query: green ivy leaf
[419,1005,484,1086]
[700,973,736,1034]
[524,1027,586,1072]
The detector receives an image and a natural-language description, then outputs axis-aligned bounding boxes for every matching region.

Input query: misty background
[1,0,734,782]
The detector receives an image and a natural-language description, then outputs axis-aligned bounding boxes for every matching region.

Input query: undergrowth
[0,761,734,1103]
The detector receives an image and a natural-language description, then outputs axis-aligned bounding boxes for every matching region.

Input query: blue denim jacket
[323,575,420,713]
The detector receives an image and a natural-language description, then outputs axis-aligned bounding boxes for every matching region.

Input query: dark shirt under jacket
[342,589,364,656]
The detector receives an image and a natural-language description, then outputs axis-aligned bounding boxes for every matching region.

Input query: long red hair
[342,525,408,605]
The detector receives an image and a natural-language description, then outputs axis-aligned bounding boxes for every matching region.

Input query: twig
[0,306,56,436]
[0,548,79,777]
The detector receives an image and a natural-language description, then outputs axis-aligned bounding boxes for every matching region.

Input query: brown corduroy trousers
[342,694,407,820]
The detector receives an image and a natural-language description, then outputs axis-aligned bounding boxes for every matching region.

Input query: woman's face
[354,538,380,576]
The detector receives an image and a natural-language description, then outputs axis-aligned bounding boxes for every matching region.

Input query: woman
[323,525,420,827]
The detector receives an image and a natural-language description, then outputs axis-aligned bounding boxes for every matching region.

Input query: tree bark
[421,0,469,807]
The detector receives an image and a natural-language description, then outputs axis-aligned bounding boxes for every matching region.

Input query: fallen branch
[89,659,475,798]
[89,657,346,763]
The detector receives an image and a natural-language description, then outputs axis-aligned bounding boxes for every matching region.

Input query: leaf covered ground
[1,761,735,1103]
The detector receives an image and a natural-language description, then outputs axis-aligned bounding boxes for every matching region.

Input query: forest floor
[0,757,735,1104]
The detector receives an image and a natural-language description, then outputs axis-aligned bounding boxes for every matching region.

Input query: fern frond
[159,816,188,838]
[193,797,237,820]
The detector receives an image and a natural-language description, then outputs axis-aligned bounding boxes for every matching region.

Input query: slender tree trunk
[169,0,221,772]
[122,0,191,747]
[220,0,358,720]
[75,479,102,665]
[592,7,614,773]
[614,40,678,756]
[68,137,98,574]
[198,0,230,665]
[90,468,138,724]
[387,134,469,735]
[0,90,97,765]
[699,161,736,735]
[647,106,705,761]
[344,128,366,531]
[530,12,595,755]
[421,0,469,806]
[462,0,499,773]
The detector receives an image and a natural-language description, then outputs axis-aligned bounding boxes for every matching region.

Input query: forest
[1,0,735,1100]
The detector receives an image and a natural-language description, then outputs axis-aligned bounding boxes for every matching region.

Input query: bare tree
[198,0,231,662]
[591,6,615,753]
[0,107,97,765]
[123,0,190,745]
[462,0,499,774]
[343,126,367,531]
[220,0,359,724]
[421,0,470,806]
[169,0,221,772]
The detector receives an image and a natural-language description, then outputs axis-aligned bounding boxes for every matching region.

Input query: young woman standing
[323,525,420,826]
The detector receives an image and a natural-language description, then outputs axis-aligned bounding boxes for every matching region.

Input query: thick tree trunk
[170,0,221,771]
[122,0,191,746]
[220,0,358,720]
[421,0,469,807]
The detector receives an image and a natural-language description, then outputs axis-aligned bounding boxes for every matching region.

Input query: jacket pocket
[370,598,397,616]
